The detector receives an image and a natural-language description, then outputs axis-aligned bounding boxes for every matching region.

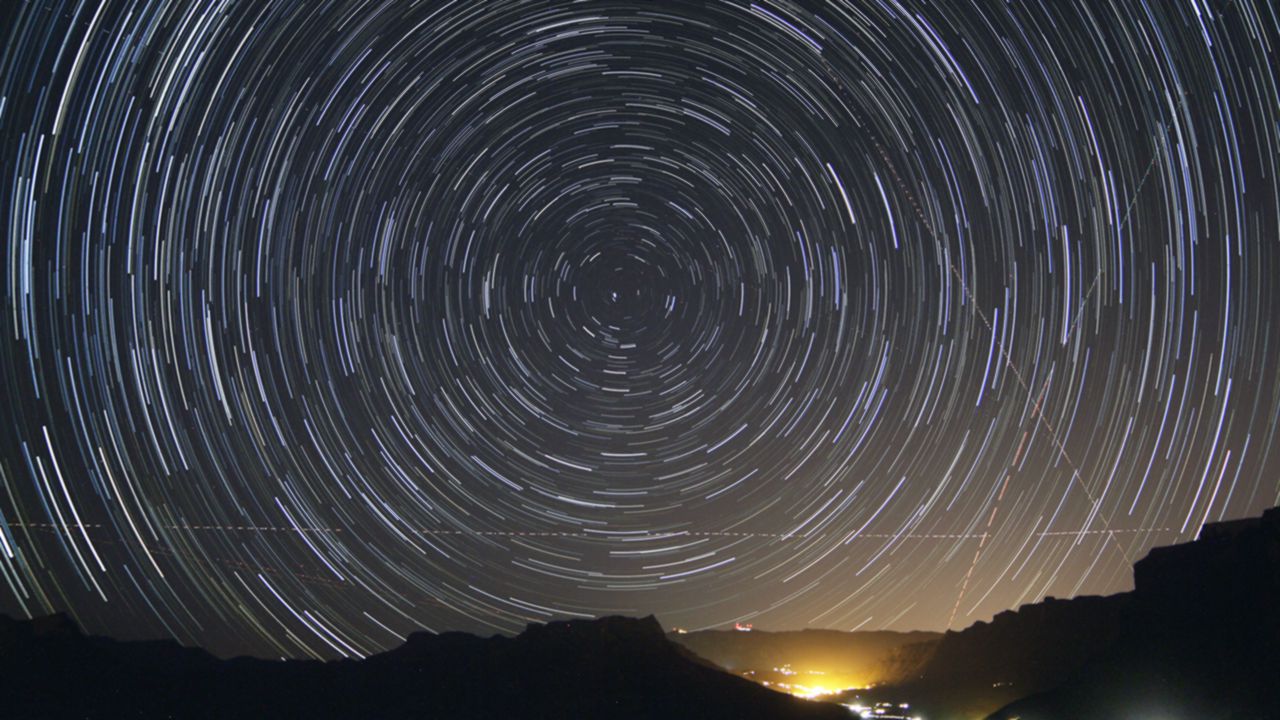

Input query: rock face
[0,613,851,720]
[990,506,1280,720]
[858,507,1280,720]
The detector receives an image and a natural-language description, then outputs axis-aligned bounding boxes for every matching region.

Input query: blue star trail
[1,0,1278,660]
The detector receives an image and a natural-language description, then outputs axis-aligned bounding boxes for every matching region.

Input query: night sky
[2,0,1279,660]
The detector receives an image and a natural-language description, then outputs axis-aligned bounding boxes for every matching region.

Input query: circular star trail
[2,0,1279,658]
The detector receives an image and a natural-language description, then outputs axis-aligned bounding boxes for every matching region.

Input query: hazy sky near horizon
[2,0,1278,659]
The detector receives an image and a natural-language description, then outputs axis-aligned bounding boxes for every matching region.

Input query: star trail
[2,0,1279,660]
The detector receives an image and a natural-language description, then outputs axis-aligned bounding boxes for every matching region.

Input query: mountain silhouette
[6,508,1277,719]
[849,593,1132,718]
[0,612,850,719]
[988,506,1280,720]
[852,506,1280,720]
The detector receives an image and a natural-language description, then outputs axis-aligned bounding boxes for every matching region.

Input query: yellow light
[788,683,861,699]
[792,686,831,699]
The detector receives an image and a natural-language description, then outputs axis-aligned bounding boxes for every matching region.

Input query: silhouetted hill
[848,593,1131,718]
[0,613,851,719]
[853,507,1280,720]
[670,628,940,689]
[989,507,1280,720]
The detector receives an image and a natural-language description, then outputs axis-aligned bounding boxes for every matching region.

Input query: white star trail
[1,0,1278,659]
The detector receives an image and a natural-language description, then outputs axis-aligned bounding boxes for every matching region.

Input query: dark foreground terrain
[852,506,1280,720]
[0,612,849,720]
[5,507,1277,719]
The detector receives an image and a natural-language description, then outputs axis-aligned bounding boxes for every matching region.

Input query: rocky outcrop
[857,507,1280,720]
[0,613,851,719]
[990,507,1280,720]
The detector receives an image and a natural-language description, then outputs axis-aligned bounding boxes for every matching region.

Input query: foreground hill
[846,594,1131,717]
[670,628,940,690]
[852,506,1280,720]
[989,507,1280,720]
[0,613,850,719]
